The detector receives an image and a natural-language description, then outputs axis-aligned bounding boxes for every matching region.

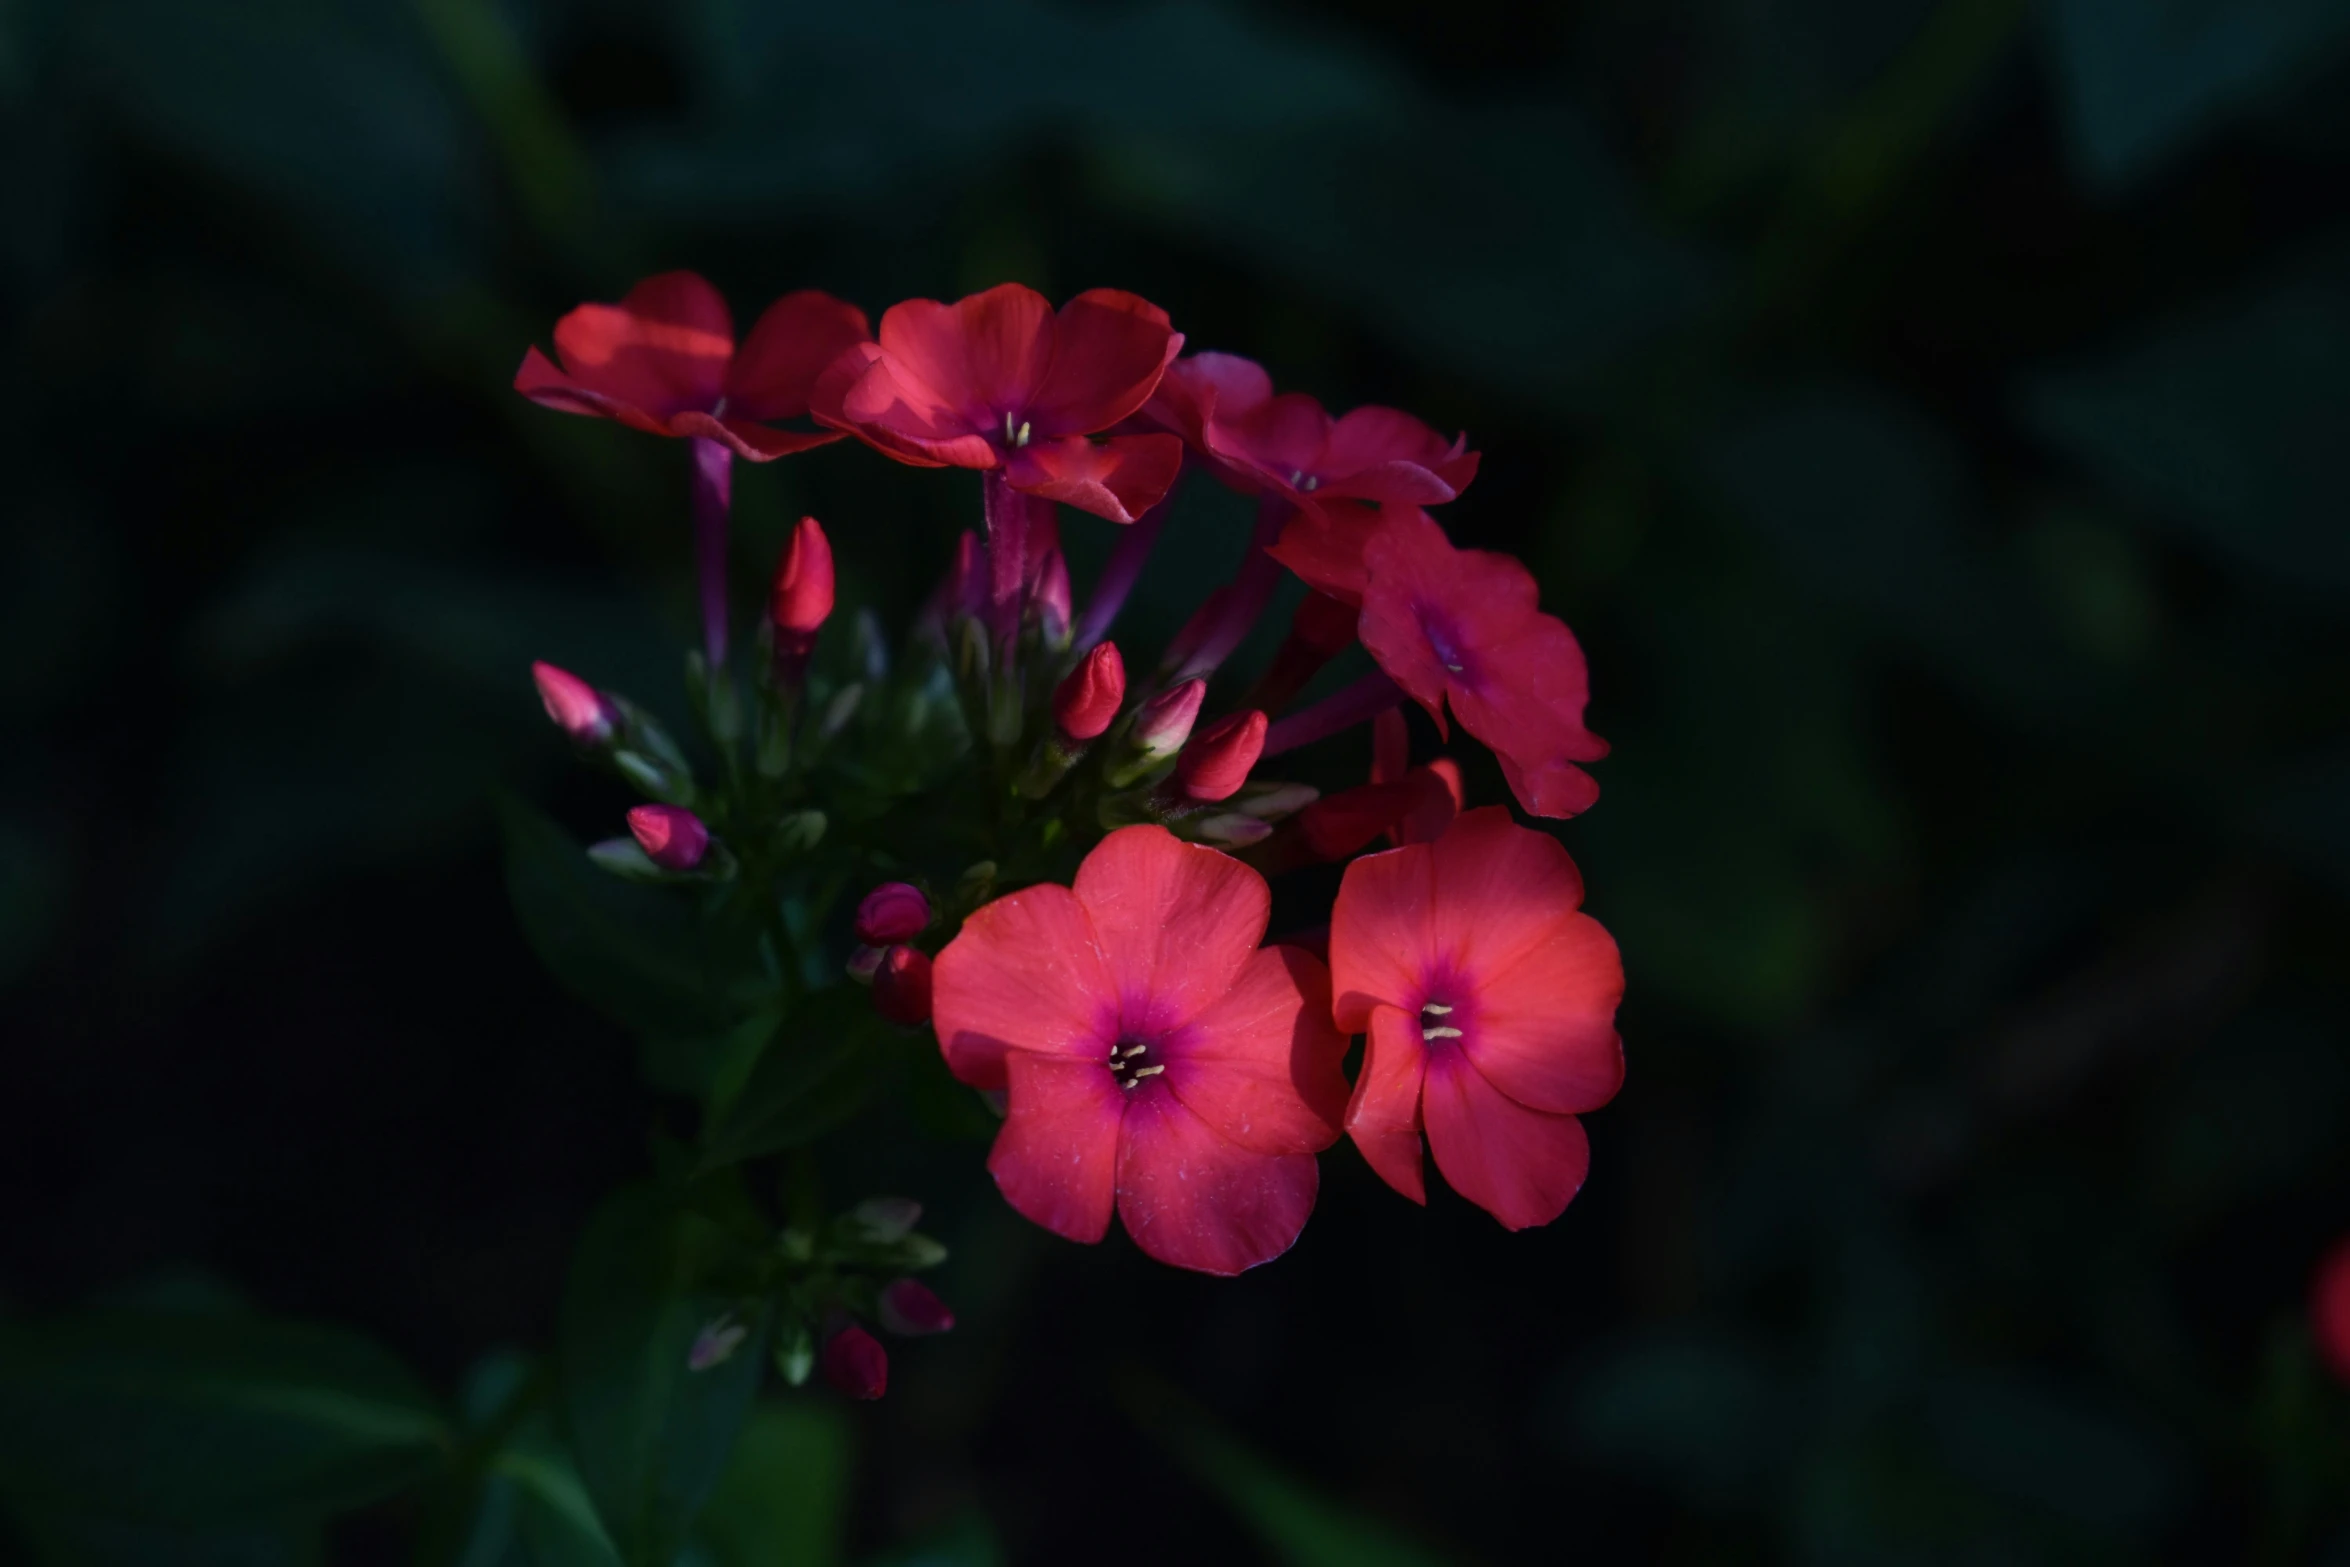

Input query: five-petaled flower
[813,283,1185,523]
[930,826,1349,1275]
[1358,506,1608,819]
[514,272,872,461]
[1328,808,1624,1231]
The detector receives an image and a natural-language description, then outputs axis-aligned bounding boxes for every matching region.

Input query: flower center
[1002,410,1033,448]
[1108,1038,1164,1090]
[1290,469,1321,492]
[1416,607,1469,677]
[1419,1001,1462,1043]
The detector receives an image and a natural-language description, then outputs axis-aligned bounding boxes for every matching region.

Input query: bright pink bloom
[1054,643,1127,741]
[821,1324,888,1400]
[873,946,934,1027]
[854,883,931,946]
[1357,507,1607,819]
[1328,808,1623,1230]
[878,1278,955,1337]
[515,273,871,461]
[1176,711,1268,803]
[812,284,1184,523]
[2314,1236,2350,1385]
[930,827,1350,1275]
[627,805,709,871]
[771,516,835,644]
[532,661,616,746]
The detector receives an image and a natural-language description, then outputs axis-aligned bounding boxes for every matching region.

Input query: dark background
[7,0,2350,1561]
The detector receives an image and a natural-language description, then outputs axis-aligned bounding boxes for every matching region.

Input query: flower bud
[627,804,709,871]
[1237,781,1321,820]
[1175,710,1268,803]
[1032,548,1072,650]
[878,1278,955,1337]
[850,1197,922,1242]
[533,661,616,746]
[2316,1235,2350,1385]
[1053,643,1127,741]
[855,883,931,947]
[873,945,933,1027]
[1133,679,1205,759]
[821,1324,887,1400]
[687,1313,748,1372]
[1193,812,1274,848]
[769,517,834,688]
[846,945,884,984]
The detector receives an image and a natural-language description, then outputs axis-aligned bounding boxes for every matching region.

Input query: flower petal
[1447,611,1607,819]
[1164,946,1348,1155]
[1027,290,1180,436]
[1317,406,1478,504]
[1421,1048,1589,1230]
[1460,912,1625,1115]
[550,271,732,420]
[1072,826,1269,1037]
[878,284,1053,429]
[1003,433,1183,523]
[1345,1005,1429,1204]
[838,350,1001,467]
[514,346,676,436]
[1265,498,1383,605]
[991,1050,1124,1244]
[1328,839,1439,1033]
[725,289,872,421]
[1115,1086,1318,1275]
[669,411,844,462]
[1423,807,1590,984]
[931,883,1115,1091]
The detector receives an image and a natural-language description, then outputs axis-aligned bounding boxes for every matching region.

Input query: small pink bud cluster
[770,516,834,688]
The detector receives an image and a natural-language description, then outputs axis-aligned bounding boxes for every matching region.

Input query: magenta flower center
[1107,1037,1165,1091]
[1416,605,1472,679]
[1419,999,1463,1047]
[1000,410,1034,449]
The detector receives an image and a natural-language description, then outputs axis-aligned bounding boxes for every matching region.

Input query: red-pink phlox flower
[930,826,1349,1275]
[515,273,871,461]
[813,283,1184,523]
[1357,506,1607,819]
[1328,808,1623,1230]
[821,1323,888,1399]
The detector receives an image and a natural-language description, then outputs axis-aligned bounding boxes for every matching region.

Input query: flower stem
[691,437,733,670]
[1261,670,1404,758]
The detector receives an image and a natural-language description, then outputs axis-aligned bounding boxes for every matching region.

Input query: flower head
[1357,507,1607,819]
[515,273,871,460]
[627,804,710,871]
[1328,808,1624,1230]
[931,827,1350,1274]
[2314,1235,2350,1386]
[814,283,1185,523]
[855,883,932,947]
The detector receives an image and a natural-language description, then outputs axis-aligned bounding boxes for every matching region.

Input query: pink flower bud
[1176,710,1268,802]
[1053,643,1127,741]
[1132,678,1205,759]
[878,1278,955,1337]
[873,945,933,1027]
[821,1323,888,1400]
[771,516,835,646]
[627,804,709,871]
[532,661,616,746]
[1033,548,1072,647]
[2315,1235,2350,1386]
[855,883,931,946]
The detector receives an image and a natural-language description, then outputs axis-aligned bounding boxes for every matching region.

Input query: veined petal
[877,284,1054,428]
[1115,1087,1319,1275]
[931,883,1115,1091]
[1459,912,1625,1115]
[726,289,873,421]
[669,411,845,462]
[1421,1049,1589,1231]
[550,271,732,419]
[1028,290,1179,436]
[991,1051,1124,1244]
[1072,827,1268,1037]
[1003,433,1182,523]
[1317,406,1478,504]
[1265,498,1382,606]
[1327,840,1440,1032]
[1165,946,1348,1155]
[514,347,676,436]
[1423,808,1589,985]
[1346,1005,1429,1204]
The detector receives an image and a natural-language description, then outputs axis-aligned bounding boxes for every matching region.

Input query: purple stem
[1073,489,1176,651]
[1171,495,1292,685]
[1261,670,1405,758]
[690,437,733,670]
[982,470,1028,647]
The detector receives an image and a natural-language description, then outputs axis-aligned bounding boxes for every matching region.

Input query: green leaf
[1152,1405,1456,1567]
[697,990,895,1171]
[1923,1369,2183,1536]
[500,799,740,1040]
[0,1311,449,1524]
[558,1188,767,1567]
[697,1400,852,1567]
[1554,1333,1790,1507]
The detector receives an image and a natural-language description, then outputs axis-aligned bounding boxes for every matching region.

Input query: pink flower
[2314,1235,2350,1386]
[1175,711,1269,803]
[627,805,709,871]
[930,827,1350,1275]
[515,273,871,460]
[1357,506,1608,819]
[1054,642,1127,741]
[812,284,1185,523]
[821,1324,888,1400]
[854,883,932,947]
[1328,808,1624,1230]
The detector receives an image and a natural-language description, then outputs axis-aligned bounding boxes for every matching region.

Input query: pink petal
[1214,390,1332,482]
[838,351,1001,466]
[1421,1048,1590,1231]
[1164,946,1348,1156]
[1423,807,1590,985]
[1327,839,1440,1033]
[1115,1086,1319,1275]
[1316,406,1474,504]
[1027,290,1180,436]
[726,289,872,421]
[1264,498,1382,606]
[549,271,733,420]
[1446,612,1608,819]
[668,410,845,462]
[990,1051,1125,1244]
[1072,827,1269,1038]
[513,346,675,437]
[1458,912,1625,1115]
[930,883,1115,1091]
[876,284,1054,430]
[1003,433,1183,523]
[1346,1005,1429,1204]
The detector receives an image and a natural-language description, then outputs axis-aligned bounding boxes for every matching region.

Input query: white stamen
[1422,1003,1453,1015]
[1131,1064,1165,1078]
[1422,1025,1463,1040]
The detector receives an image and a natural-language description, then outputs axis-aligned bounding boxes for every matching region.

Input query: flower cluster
[516,273,1626,1302]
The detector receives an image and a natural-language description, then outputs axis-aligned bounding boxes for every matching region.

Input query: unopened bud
[855,883,932,946]
[771,516,835,640]
[1237,781,1320,820]
[1175,710,1268,803]
[1053,643,1127,741]
[687,1313,748,1372]
[850,1197,922,1242]
[878,1278,955,1337]
[1193,812,1275,848]
[1032,549,1072,650]
[628,804,709,871]
[533,661,617,746]
[1134,679,1205,758]
[846,945,885,984]
[821,1324,888,1400]
[873,946,934,1027]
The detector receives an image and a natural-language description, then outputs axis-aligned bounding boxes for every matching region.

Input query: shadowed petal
[878,284,1054,429]
[1004,433,1183,523]
[1422,1049,1589,1231]
[1461,912,1625,1115]
[670,411,845,461]
[1346,1005,1430,1204]
[550,271,732,420]
[1328,839,1440,1032]
[726,290,873,421]
[1028,290,1180,436]
[932,883,1115,1091]
[991,1051,1124,1244]
[1116,1086,1318,1275]
[1165,946,1348,1155]
[514,346,677,436]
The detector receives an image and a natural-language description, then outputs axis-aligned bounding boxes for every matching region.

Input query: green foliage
[1159,1409,1458,1567]
[696,992,898,1171]
[697,1399,852,1567]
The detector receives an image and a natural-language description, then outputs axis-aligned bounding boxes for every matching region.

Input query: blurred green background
[6,0,2350,1561]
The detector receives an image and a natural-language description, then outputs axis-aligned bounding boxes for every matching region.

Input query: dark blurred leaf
[453,1354,621,1567]
[0,1311,448,1523]
[500,799,740,1040]
[2152,1012,2350,1224]
[2254,743,2350,893]
[856,1512,1004,1567]
[2021,237,2350,597]
[697,990,895,1170]
[2040,0,2350,188]
[558,1188,767,1567]
[697,1398,852,1567]
[6,1513,320,1567]
[1555,1333,1791,1506]
[1164,1416,1458,1567]
[1923,1369,2184,1536]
